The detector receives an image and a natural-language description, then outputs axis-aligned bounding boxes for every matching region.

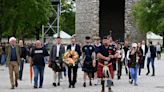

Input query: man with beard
[97,36,114,92]
[107,36,117,81]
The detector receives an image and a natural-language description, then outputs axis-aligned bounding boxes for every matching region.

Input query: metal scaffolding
[42,0,61,42]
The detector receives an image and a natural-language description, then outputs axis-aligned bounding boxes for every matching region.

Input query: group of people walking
[2,36,162,92]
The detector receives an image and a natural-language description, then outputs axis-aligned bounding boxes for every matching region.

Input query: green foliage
[132,0,164,34]
[0,0,51,38]
[0,0,75,39]
[60,0,75,35]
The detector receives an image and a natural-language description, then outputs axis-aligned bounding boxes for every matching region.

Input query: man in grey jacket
[49,37,65,87]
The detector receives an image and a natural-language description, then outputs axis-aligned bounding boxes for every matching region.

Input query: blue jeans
[147,57,155,75]
[1,54,6,65]
[33,65,45,87]
[19,59,25,80]
[130,65,138,85]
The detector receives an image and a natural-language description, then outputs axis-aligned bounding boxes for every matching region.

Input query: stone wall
[75,0,99,43]
[125,0,145,42]
[76,0,144,43]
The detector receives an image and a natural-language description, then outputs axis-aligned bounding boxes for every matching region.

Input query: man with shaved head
[30,40,49,88]
[6,37,21,89]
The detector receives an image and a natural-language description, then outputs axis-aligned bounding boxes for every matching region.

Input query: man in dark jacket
[146,41,156,76]
[67,37,81,88]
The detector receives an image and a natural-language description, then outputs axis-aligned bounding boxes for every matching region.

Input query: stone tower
[76,0,143,43]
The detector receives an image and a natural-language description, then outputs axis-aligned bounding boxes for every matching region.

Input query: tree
[0,0,51,40]
[60,0,75,35]
[132,0,164,46]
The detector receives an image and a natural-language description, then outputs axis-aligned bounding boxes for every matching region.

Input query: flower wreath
[63,50,79,66]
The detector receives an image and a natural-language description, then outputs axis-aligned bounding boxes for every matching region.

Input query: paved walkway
[0,54,164,92]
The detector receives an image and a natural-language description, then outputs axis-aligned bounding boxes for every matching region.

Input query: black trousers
[117,61,122,77]
[68,65,78,85]
[142,56,146,68]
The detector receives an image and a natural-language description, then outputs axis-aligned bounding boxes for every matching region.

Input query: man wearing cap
[127,43,139,86]
[6,37,21,89]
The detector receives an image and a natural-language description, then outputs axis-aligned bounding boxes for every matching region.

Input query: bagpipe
[63,50,79,66]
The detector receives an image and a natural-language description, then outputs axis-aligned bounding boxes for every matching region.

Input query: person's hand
[109,55,114,59]
[92,60,96,67]
[105,57,111,61]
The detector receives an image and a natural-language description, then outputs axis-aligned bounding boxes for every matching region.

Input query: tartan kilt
[97,62,114,79]
[51,62,63,72]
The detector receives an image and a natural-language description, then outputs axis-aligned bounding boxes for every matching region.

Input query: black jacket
[67,44,81,57]
[144,45,148,56]
[149,45,156,58]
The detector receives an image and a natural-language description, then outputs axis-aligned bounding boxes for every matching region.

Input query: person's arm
[44,48,49,56]
[78,45,82,57]
[92,52,96,67]
[126,50,130,60]
[62,45,65,54]
[160,45,163,52]
[29,49,34,66]
[121,49,125,61]
[66,45,70,51]
[49,45,54,63]
[97,53,110,61]
[81,47,85,64]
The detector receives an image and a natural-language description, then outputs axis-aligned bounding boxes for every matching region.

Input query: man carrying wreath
[66,37,81,88]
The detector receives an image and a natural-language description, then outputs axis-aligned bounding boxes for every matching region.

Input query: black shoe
[89,81,92,86]
[69,84,71,88]
[146,72,150,76]
[53,83,56,87]
[39,86,42,88]
[118,76,121,80]
[83,82,86,87]
[151,74,155,76]
[72,85,75,88]
[15,81,18,87]
[33,86,37,89]
[57,82,60,86]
